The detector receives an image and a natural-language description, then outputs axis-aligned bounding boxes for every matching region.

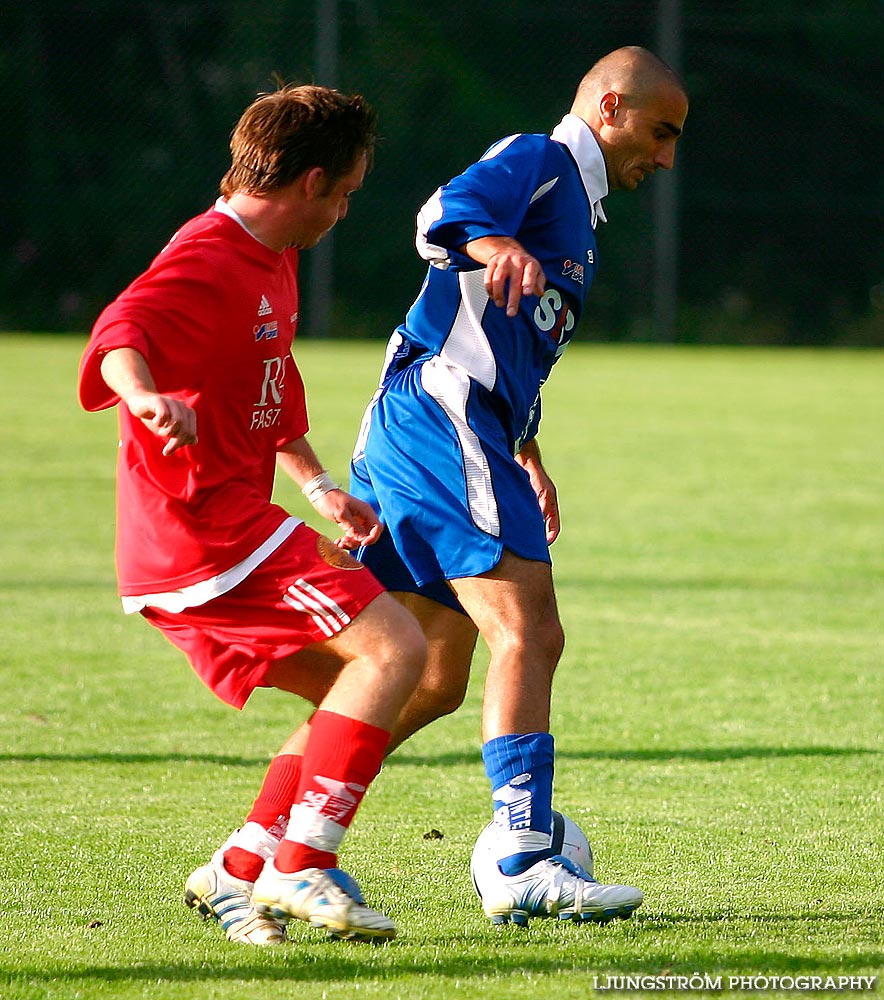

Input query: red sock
[274,711,390,873]
[223,846,267,883]
[246,753,303,830]
[223,753,302,882]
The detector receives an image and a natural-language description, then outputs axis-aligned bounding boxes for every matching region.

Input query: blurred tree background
[1,0,882,344]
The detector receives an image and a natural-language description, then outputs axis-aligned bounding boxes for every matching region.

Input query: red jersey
[78,202,309,598]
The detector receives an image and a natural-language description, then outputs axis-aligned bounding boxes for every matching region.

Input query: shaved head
[573,46,687,116]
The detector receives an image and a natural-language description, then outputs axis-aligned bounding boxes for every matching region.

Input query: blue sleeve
[416,133,547,272]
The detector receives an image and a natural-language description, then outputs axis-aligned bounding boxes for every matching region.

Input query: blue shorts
[349,356,550,613]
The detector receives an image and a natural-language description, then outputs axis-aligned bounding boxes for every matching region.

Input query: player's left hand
[312,489,384,549]
[517,444,560,544]
[533,474,560,545]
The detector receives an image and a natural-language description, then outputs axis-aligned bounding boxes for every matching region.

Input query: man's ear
[599,91,620,126]
[303,166,328,200]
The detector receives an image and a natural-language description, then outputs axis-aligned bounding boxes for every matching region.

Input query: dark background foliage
[2,0,882,344]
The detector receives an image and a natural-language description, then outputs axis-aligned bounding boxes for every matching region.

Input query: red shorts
[141,523,386,709]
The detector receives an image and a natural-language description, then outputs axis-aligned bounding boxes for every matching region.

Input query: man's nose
[656,144,676,170]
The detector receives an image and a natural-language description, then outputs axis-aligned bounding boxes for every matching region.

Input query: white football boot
[252,861,396,941]
[184,850,286,945]
[474,853,643,926]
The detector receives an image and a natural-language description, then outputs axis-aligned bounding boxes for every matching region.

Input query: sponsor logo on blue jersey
[534,289,575,345]
[254,321,279,342]
[562,259,585,284]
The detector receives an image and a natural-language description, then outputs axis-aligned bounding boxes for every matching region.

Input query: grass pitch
[1,334,881,999]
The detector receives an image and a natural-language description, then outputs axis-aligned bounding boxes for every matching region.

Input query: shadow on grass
[393,745,881,767]
[0,751,270,767]
[3,936,882,987]
[1,746,877,768]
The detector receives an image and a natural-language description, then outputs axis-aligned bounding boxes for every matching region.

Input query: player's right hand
[126,392,198,455]
[313,489,384,549]
[464,236,546,317]
[484,247,546,317]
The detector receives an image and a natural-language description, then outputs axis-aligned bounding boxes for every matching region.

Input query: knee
[400,621,429,679]
[545,618,566,669]
[496,613,564,675]
[529,620,565,679]
[415,667,469,719]
[534,600,565,664]
[374,605,428,680]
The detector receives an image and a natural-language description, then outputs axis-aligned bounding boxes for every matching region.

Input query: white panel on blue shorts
[419,356,500,538]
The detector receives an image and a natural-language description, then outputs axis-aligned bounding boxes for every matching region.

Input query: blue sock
[482,732,555,875]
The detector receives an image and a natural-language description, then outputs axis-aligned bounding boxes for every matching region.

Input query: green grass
[1,334,882,999]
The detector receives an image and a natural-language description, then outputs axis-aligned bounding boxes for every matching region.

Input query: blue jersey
[375,113,608,452]
[350,115,609,602]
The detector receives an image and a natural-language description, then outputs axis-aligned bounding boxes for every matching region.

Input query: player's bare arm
[277,437,383,549]
[463,235,546,317]
[515,439,560,544]
[99,346,198,456]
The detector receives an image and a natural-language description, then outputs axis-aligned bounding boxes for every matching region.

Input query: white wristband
[301,471,340,503]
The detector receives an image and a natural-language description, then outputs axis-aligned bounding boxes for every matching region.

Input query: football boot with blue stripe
[184,851,286,945]
[252,861,396,941]
[474,853,643,926]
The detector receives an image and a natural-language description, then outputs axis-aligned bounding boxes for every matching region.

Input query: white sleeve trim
[416,188,451,267]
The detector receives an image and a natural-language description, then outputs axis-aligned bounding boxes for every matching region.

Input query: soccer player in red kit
[78,85,426,944]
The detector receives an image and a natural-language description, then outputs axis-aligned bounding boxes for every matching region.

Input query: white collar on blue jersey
[550,114,608,228]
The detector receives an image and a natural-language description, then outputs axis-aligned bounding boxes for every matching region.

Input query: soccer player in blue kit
[346,46,690,926]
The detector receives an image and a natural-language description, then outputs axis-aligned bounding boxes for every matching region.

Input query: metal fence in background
[2,0,882,345]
